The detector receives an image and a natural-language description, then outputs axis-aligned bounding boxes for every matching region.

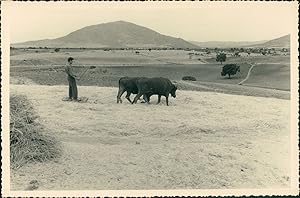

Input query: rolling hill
[190,40,267,48]
[247,34,290,48]
[11,21,198,49]
[190,34,290,48]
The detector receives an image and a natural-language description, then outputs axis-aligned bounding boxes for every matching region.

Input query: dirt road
[10,85,290,190]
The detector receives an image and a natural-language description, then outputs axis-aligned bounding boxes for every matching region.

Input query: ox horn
[172,81,178,87]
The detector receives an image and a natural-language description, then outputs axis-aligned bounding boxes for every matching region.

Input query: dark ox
[221,64,240,79]
[132,77,177,106]
[117,77,150,103]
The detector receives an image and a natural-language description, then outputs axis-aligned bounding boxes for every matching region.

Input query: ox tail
[118,77,123,87]
[117,78,125,103]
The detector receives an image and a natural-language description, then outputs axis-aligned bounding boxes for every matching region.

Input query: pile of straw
[10,95,61,169]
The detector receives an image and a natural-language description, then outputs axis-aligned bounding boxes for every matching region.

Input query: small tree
[54,48,60,52]
[221,64,240,79]
[216,53,226,64]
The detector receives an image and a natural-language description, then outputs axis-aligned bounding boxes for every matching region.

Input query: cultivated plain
[10,48,291,190]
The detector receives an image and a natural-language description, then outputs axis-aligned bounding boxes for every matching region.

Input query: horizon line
[11,20,290,45]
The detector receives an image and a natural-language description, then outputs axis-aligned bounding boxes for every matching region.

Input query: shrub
[10,95,61,169]
[182,76,197,81]
[54,48,60,52]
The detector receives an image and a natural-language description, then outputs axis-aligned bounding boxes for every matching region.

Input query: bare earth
[10,84,290,190]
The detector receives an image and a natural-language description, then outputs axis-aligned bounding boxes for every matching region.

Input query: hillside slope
[248,35,290,48]
[190,40,266,48]
[12,21,198,49]
[191,34,290,49]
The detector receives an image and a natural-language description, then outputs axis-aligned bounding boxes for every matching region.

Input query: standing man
[65,57,80,101]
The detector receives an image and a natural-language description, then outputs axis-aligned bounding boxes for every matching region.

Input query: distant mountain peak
[99,20,134,26]
[12,21,198,48]
[111,20,131,24]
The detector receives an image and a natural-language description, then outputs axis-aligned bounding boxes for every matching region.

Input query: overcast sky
[4,1,298,44]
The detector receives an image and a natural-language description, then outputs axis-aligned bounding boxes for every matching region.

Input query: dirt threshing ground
[10,84,290,190]
[9,48,292,190]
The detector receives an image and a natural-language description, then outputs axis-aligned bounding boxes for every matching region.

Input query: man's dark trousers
[68,76,78,100]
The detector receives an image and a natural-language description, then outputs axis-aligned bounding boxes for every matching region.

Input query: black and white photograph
[1,1,299,197]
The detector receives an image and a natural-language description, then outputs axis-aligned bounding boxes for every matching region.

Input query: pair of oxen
[117,77,177,106]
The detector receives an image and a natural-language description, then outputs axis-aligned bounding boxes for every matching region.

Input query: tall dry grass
[10,95,61,169]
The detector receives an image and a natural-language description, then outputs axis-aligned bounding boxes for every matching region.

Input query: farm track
[237,62,289,86]
[238,63,256,85]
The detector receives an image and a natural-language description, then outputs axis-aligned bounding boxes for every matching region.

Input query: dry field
[9,48,292,191]
[10,48,207,66]
[10,84,290,190]
[10,48,290,91]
